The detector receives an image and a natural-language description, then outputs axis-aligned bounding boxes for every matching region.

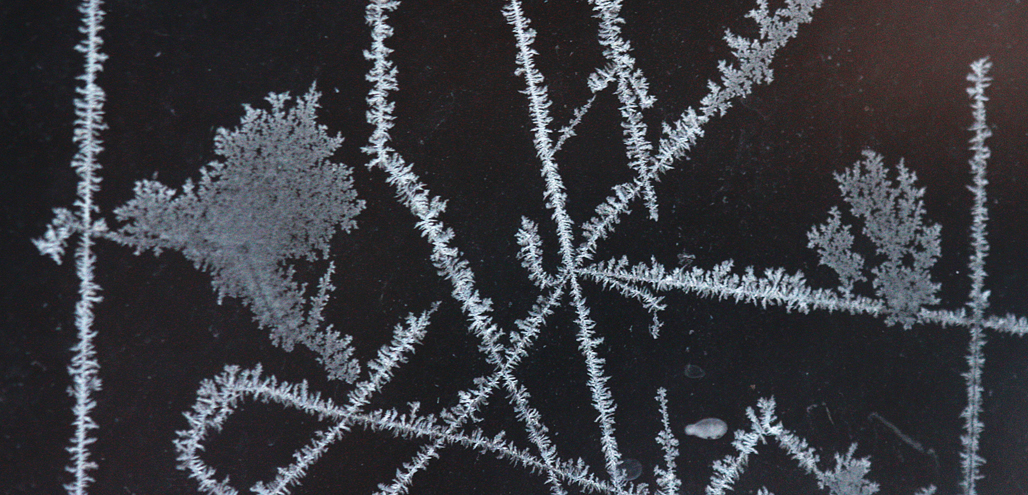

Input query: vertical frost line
[504,0,626,483]
[960,57,992,495]
[33,0,109,494]
[66,1,107,493]
[587,0,659,220]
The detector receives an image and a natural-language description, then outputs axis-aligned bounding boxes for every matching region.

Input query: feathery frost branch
[578,0,823,264]
[252,305,436,495]
[652,389,680,495]
[583,257,883,317]
[176,359,644,495]
[33,1,110,494]
[959,57,993,495]
[588,0,660,220]
[505,1,638,479]
[706,398,878,495]
[363,3,582,494]
[175,350,426,495]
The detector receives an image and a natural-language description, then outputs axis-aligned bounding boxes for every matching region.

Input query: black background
[3,1,1028,494]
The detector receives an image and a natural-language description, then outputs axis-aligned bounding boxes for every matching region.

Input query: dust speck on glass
[24,0,1028,494]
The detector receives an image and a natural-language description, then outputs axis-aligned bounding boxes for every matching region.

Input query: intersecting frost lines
[35,1,1028,495]
[176,0,894,493]
[33,1,107,494]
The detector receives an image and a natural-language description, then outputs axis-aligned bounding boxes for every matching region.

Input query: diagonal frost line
[503,0,628,485]
[179,363,634,495]
[588,0,660,220]
[329,1,825,493]
[361,2,578,494]
[508,1,822,482]
[249,307,435,495]
[577,0,824,264]
[553,95,596,155]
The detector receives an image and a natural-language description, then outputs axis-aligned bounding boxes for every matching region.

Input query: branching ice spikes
[505,0,627,484]
[570,288,626,486]
[706,398,878,495]
[653,389,681,495]
[173,306,434,495]
[502,0,576,270]
[506,2,823,475]
[361,408,633,495]
[367,291,568,495]
[706,400,770,495]
[250,306,436,495]
[31,1,109,494]
[364,0,501,366]
[299,262,361,383]
[578,257,666,337]
[177,360,644,495]
[553,95,596,155]
[363,3,577,494]
[587,0,659,220]
[363,0,400,166]
[982,313,1028,336]
[579,0,823,265]
[582,257,883,320]
[36,0,1028,492]
[959,56,993,495]
[584,256,1028,337]
[516,217,559,290]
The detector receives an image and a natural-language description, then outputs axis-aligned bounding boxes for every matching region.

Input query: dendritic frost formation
[35,0,1025,494]
[111,85,366,383]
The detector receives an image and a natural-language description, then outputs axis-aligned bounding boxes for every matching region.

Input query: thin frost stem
[577,0,823,263]
[588,0,659,219]
[63,1,109,494]
[966,57,992,320]
[959,56,993,495]
[363,3,574,493]
[505,0,627,483]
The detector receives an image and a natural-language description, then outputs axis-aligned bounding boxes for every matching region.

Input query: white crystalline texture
[808,150,941,329]
[112,84,365,382]
[685,418,728,440]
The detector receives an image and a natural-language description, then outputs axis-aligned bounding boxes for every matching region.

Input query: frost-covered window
[10,1,1028,495]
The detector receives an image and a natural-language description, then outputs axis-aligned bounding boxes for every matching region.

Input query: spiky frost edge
[35,1,112,494]
[251,305,436,495]
[959,56,993,495]
[504,0,629,483]
[577,0,824,263]
[175,361,641,495]
[588,0,659,219]
[583,257,1028,336]
[174,306,432,495]
[363,2,571,494]
[653,389,681,495]
[706,398,879,495]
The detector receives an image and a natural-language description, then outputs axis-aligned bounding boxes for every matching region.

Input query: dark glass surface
[3,1,1027,494]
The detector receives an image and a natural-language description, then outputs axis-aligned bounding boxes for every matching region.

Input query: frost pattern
[706,398,879,495]
[33,1,1028,495]
[808,150,941,329]
[112,84,365,382]
[33,1,109,494]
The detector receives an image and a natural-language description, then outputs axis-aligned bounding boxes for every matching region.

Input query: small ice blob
[617,458,643,481]
[684,418,727,440]
[684,363,705,379]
